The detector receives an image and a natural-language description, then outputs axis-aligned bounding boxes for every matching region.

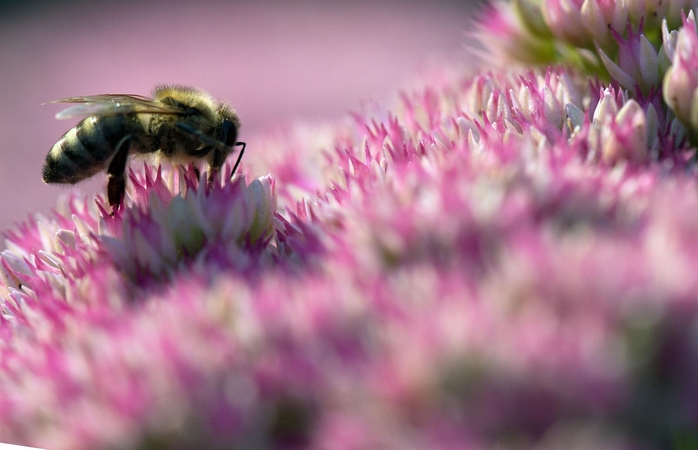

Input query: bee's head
[218,107,241,149]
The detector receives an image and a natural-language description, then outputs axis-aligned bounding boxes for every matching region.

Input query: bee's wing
[45,94,155,104]
[44,94,184,120]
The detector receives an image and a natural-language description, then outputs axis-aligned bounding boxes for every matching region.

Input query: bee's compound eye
[221,118,238,147]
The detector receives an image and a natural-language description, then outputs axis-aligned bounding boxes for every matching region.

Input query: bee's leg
[229,142,246,179]
[189,146,211,181]
[208,148,225,184]
[106,135,133,212]
[174,122,228,184]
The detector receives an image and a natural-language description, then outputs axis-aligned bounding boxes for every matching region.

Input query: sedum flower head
[4,2,698,449]
[99,166,276,285]
[475,0,698,95]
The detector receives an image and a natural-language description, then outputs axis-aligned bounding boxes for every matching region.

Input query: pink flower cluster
[476,0,698,110]
[2,1,698,449]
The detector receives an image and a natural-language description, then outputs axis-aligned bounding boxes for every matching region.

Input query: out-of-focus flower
[513,0,552,37]
[580,0,629,47]
[663,14,698,130]
[626,0,671,28]
[475,0,698,98]
[542,0,591,46]
[474,1,557,66]
[665,0,698,27]
[599,99,649,163]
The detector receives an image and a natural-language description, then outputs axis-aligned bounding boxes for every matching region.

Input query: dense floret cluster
[3,1,698,448]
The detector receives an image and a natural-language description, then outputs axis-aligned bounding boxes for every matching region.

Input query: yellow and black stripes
[43,115,140,184]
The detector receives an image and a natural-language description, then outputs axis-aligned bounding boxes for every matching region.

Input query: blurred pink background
[0,0,473,231]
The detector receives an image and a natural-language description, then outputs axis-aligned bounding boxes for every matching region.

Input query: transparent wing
[44,94,185,120]
[45,94,155,104]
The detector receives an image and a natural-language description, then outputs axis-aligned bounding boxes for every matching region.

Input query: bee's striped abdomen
[42,115,132,184]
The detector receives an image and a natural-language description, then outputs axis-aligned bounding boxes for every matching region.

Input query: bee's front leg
[174,122,235,185]
[207,168,220,185]
[207,148,226,185]
[106,135,133,214]
[229,142,246,179]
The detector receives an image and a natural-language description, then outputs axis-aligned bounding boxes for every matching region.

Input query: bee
[43,85,246,211]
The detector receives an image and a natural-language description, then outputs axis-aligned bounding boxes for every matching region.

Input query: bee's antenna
[230,142,246,179]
